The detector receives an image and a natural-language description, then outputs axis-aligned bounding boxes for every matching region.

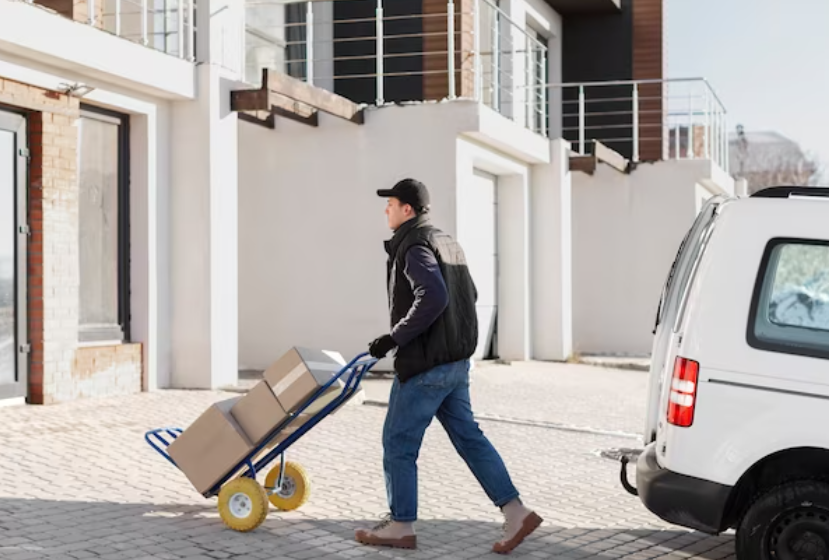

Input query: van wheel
[736,480,829,560]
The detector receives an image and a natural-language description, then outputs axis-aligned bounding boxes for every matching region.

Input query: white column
[497,172,531,361]
[531,138,572,360]
[169,0,243,389]
[129,109,169,392]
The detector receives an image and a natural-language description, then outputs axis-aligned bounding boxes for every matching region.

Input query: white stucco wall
[238,101,574,371]
[531,139,572,361]
[238,104,470,372]
[571,159,729,357]
[169,0,246,389]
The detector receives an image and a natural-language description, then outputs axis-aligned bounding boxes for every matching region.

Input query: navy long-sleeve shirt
[390,245,449,347]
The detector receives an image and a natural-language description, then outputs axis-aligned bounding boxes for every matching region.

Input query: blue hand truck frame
[145,352,378,498]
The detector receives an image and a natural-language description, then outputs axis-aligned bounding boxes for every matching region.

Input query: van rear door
[643,196,725,444]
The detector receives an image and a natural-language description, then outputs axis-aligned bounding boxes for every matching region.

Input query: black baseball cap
[377,178,431,213]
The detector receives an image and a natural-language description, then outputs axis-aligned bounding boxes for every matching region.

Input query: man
[355,178,543,554]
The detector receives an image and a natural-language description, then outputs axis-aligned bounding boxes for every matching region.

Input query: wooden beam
[230,85,268,112]
[263,69,364,124]
[594,141,630,174]
[569,155,596,175]
[237,110,275,129]
[230,69,364,126]
[271,105,318,127]
[569,141,631,175]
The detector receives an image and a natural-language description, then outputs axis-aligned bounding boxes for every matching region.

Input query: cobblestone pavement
[362,361,650,436]
[0,389,735,560]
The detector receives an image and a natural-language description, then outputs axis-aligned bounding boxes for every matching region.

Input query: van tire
[736,480,829,560]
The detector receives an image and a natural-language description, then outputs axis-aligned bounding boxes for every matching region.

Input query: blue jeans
[382,359,520,522]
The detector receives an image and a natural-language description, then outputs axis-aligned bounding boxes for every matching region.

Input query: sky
[666,0,829,170]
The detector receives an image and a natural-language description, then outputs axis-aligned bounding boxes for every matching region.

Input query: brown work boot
[355,514,417,550]
[493,500,543,554]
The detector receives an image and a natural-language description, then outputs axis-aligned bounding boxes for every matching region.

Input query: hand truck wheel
[217,477,269,532]
[265,461,311,511]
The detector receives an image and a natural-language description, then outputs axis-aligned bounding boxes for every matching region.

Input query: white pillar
[531,138,572,361]
[735,177,749,198]
[129,107,173,391]
[169,0,243,389]
[497,172,531,361]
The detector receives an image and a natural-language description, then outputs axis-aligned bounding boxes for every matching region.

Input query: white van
[620,187,829,559]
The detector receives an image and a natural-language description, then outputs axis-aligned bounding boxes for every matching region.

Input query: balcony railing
[243,1,729,167]
[21,0,196,60]
[244,0,548,135]
[550,78,729,170]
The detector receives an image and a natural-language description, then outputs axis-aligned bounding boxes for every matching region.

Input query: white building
[0,0,732,405]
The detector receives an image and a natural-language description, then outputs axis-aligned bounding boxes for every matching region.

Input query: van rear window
[748,239,829,360]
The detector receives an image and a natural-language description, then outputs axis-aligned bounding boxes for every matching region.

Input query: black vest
[385,216,478,382]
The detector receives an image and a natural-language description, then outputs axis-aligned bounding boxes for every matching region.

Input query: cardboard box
[168,397,253,495]
[230,380,290,446]
[260,412,315,453]
[263,347,349,414]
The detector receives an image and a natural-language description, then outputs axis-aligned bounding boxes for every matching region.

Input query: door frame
[0,108,28,400]
[469,168,499,360]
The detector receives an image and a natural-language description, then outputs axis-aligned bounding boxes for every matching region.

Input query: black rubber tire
[736,479,829,560]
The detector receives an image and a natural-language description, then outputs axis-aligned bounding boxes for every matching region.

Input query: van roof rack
[751,186,829,199]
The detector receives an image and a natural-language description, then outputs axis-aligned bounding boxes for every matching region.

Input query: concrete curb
[576,358,651,372]
[362,399,641,440]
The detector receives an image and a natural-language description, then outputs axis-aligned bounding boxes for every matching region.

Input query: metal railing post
[687,90,694,159]
[115,0,121,36]
[525,35,531,129]
[578,84,585,155]
[712,108,719,167]
[541,44,547,137]
[632,82,640,162]
[306,2,315,85]
[674,115,680,160]
[722,110,729,172]
[473,0,481,102]
[188,0,195,61]
[376,0,384,105]
[142,0,148,45]
[178,0,185,58]
[492,7,500,110]
[447,0,456,99]
[703,88,710,160]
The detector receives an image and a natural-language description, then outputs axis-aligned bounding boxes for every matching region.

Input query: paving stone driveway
[0,387,736,560]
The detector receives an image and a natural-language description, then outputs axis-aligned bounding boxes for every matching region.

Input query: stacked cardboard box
[168,347,352,495]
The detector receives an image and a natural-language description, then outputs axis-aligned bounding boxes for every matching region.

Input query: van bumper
[634,443,732,535]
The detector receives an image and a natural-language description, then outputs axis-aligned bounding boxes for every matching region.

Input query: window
[748,239,829,360]
[77,105,130,343]
[527,26,548,136]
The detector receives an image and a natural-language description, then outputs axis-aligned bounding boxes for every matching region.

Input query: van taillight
[667,357,699,428]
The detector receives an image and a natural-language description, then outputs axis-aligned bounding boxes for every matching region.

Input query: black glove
[368,334,397,358]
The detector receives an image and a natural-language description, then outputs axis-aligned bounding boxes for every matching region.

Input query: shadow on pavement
[0,497,736,559]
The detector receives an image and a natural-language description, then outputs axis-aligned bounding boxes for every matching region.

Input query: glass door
[0,110,27,400]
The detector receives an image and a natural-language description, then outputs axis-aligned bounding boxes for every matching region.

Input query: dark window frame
[77,103,131,344]
[747,237,829,361]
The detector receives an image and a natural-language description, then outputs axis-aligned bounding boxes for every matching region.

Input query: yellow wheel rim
[217,477,269,532]
[265,461,311,511]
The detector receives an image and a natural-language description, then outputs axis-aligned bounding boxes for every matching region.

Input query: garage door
[457,169,498,359]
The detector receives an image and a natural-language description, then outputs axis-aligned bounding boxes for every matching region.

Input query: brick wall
[33,0,104,28]
[423,0,476,100]
[0,77,142,405]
